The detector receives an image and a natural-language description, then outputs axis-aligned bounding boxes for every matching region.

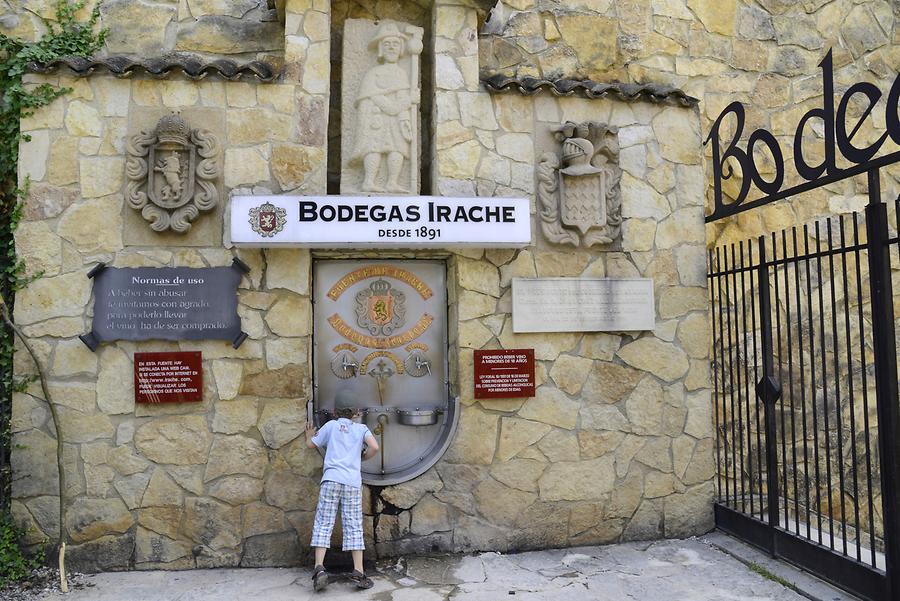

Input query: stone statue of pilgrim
[351,22,421,194]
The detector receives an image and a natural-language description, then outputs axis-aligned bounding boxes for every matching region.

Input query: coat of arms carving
[537,121,622,247]
[125,114,221,233]
[356,279,406,336]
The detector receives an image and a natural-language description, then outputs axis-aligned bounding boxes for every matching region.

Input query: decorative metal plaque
[125,114,221,233]
[80,259,250,351]
[313,260,457,486]
[537,121,622,247]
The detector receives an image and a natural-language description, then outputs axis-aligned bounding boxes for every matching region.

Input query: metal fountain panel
[312,260,456,486]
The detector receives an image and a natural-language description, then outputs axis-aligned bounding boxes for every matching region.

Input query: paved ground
[33,536,855,601]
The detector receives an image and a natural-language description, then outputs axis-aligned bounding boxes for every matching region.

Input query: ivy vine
[0,1,106,511]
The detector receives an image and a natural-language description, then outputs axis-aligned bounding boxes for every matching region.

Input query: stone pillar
[432,0,482,197]
[282,0,329,194]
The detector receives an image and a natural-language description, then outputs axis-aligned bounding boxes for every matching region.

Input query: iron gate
[708,176,900,600]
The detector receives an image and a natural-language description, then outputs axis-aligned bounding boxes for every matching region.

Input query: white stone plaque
[512,278,655,333]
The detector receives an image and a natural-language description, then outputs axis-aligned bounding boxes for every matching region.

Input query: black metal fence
[708,190,900,600]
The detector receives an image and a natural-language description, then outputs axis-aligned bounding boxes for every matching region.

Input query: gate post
[865,168,900,600]
[755,236,782,550]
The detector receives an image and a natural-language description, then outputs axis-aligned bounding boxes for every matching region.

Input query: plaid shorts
[310,480,365,551]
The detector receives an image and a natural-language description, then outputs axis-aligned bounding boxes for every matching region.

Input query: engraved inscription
[512,278,655,333]
[82,265,245,349]
[327,313,433,349]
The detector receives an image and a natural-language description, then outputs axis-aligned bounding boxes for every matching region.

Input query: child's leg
[351,549,364,573]
[340,485,372,588]
[310,481,341,555]
[339,484,365,557]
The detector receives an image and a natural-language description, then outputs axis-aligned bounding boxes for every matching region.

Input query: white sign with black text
[230,195,532,248]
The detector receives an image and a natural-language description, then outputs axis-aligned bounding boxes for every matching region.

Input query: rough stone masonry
[21,0,880,571]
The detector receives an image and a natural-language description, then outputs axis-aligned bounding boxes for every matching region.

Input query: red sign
[134,351,203,404]
[474,349,535,399]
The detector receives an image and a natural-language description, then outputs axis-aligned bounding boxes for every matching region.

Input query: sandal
[312,565,329,592]
[349,570,374,589]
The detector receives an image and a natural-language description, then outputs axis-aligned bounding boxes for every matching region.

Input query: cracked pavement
[36,537,831,600]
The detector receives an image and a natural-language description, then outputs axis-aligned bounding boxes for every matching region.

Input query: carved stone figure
[125,114,221,233]
[341,19,424,195]
[154,152,184,201]
[537,121,622,247]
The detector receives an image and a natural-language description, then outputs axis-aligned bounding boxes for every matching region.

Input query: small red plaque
[474,349,535,399]
[134,351,203,404]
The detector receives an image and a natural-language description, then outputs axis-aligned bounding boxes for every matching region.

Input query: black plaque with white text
[80,259,249,350]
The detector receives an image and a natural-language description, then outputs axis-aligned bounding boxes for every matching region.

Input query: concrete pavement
[37,535,856,601]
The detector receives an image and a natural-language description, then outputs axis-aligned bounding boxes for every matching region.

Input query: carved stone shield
[537,122,622,248]
[356,279,406,336]
[125,114,221,234]
[560,172,607,235]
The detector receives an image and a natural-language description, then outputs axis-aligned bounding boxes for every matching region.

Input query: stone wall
[1,0,285,61]
[479,7,900,544]
[9,0,713,570]
[479,0,900,244]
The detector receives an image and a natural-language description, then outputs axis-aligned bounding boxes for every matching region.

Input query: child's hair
[333,389,360,420]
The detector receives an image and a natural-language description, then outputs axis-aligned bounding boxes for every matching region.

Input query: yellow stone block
[687,0,736,36]
[160,80,200,107]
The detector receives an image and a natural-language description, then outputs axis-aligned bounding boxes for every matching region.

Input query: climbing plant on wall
[0,0,106,511]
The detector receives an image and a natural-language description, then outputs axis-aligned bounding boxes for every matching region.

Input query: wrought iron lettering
[706,49,900,222]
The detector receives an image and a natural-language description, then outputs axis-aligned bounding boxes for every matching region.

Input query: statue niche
[341,19,424,195]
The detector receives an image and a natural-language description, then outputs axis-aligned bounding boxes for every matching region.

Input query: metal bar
[827,217,849,555]
[772,232,789,530]
[705,149,900,223]
[725,246,739,509]
[853,216,877,567]
[793,226,812,541]
[815,219,836,550]
[717,247,731,505]
[805,224,824,544]
[732,244,747,513]
[774,529,888,601]
[715,503,773,553]
[781,229,800,535]
[756,236,780,540]
[739,240,753,514]
[715,505,888,601]
[840,215,863,562]
[710,249,724,500]
[747,242,764,515]
[707,243,868,278]
[865,168,900,600]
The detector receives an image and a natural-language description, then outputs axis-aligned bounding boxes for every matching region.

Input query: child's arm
[362,433,379,460]
[306,421,323,449]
